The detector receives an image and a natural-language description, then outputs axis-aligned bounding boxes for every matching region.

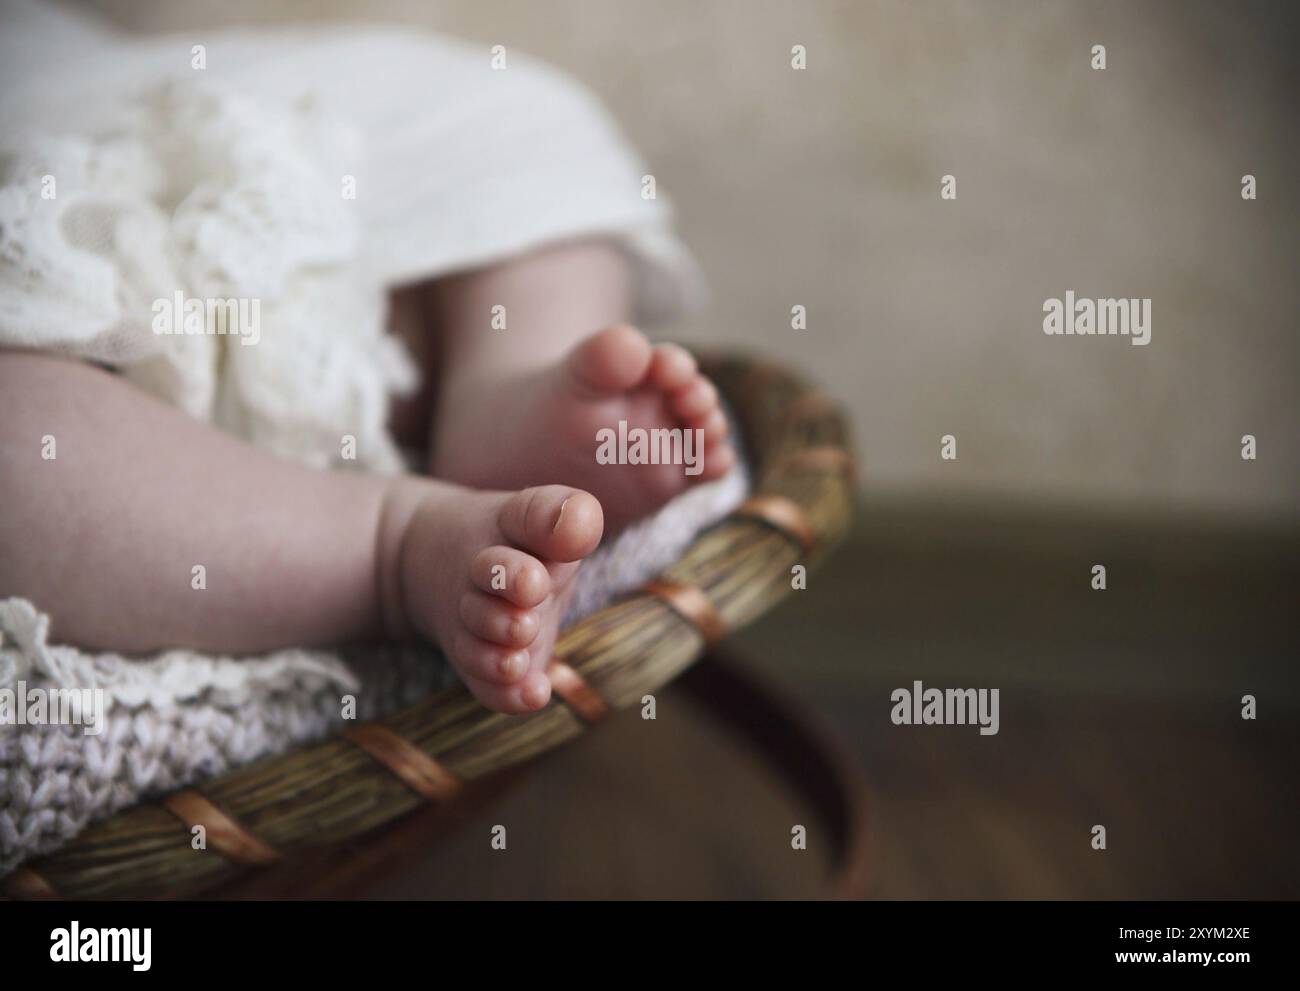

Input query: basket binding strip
[3,353,855,899]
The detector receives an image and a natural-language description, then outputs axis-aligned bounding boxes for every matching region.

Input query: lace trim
[0,79,414,474]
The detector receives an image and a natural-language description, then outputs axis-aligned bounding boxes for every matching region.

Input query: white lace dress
[0,0,744,872]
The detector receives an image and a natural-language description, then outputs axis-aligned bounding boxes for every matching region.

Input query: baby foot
[432,325,736,534]
[382,481,604,713]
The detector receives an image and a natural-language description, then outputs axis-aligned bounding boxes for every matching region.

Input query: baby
[0,4,743,716]
[0,242,734,715]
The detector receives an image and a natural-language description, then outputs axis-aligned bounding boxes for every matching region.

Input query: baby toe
[671,375,719,422]
[450,630,531,685]
[647,342,697,392]
[459,591,540,648]
[462,668,553,714]
[497,485,604,563]
[696,441,736,481]
[699,407,730,443]
[470,545,551,607]
[564,325,653,396]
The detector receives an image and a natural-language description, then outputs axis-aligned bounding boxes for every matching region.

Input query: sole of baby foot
[384,480,603,714]
[431,325,736,535]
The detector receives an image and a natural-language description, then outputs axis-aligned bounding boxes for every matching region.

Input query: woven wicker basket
[2,353,855,900]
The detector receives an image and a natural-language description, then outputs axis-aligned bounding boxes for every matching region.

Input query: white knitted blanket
[0,2,736,874]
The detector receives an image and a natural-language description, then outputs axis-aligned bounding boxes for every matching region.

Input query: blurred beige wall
[89,0,1299,522]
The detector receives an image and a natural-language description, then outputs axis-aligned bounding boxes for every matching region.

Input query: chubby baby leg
[0,350,602,714]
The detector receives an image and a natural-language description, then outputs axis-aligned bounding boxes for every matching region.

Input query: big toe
[498,485,604,562]
[564,324,653,396]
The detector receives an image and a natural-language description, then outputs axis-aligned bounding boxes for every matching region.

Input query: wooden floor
[360,495,1298,899]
